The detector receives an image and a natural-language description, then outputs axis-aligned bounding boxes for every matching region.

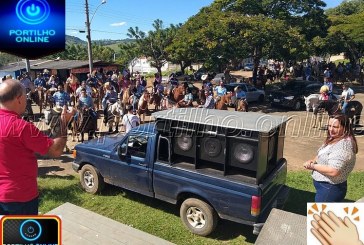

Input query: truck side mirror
[117,144,128,157]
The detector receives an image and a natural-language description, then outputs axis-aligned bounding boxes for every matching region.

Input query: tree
[0,52,19,67]
[117,42,140,72]
[208,0,329,81]
[127,20,177,75]
[321,1,364,65]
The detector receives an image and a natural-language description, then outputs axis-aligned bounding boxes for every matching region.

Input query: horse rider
[130,80,145,112]
[177,87,193,108]
[323,77,333,99]
[341,84,355,114]
[34,74,46,88]
[76,81,93,98]
[234,86,247,110]
[52,84,71,108]
[102,82,118,115]
[214,81,227,98]
[319,85,329,101]
[201,74,213,92]
[86,73,97,88]
[198,90,215,109]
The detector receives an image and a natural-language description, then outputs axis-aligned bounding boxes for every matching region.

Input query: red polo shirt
[0,109,54,202]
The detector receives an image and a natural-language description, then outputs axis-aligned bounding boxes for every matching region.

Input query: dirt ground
[36,72,364,177]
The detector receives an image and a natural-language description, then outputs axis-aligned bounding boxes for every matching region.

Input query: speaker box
[198,135,226,164]
[173,133,196,158]
[228,137,260,171]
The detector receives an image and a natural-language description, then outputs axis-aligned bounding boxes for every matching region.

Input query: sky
[66,0,345,41]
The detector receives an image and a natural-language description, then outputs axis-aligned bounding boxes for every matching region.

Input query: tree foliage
[172,0,329,76]
[127,20,179,74]
[322,0,364,64]
[0,52,19,67]
[47,44,114,63]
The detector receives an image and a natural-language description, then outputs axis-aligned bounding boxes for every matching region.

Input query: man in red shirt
[0,79,74,215]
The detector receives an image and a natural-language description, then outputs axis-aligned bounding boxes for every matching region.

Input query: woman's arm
[304,161,340,177]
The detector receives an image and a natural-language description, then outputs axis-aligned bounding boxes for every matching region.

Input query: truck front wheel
[180,198,218,236]
[80,164,104,194]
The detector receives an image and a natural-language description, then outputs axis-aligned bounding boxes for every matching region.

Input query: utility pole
[85,0,93,74]
[25,58,31,72]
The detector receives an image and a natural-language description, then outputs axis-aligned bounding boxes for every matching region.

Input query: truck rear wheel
[180,198,218,236]
[80,164,104,194]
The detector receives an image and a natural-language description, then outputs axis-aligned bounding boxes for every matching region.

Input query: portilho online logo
[16,0,50,25]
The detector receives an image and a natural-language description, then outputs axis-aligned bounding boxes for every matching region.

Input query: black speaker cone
[203,138,222,157]
[176,136,193,151]
[233,143,254,164]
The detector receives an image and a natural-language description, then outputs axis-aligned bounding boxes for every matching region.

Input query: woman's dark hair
[325,114,358,154]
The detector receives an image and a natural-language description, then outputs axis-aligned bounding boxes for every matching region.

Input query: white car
[225,82,265,103]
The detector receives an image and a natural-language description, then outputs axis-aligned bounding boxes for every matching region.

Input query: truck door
[112,134,152,196]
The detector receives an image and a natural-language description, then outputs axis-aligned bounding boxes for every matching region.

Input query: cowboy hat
[201,74,208,81]
[52,106,63,114]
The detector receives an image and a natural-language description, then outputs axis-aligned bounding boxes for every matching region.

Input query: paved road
[35,81,364,177]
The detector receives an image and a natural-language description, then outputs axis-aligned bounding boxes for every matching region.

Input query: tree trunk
[252,46,262,86]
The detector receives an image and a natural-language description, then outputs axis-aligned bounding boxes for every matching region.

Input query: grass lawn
[38,171,364,245]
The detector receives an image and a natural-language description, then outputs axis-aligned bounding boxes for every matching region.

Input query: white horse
[105,101,123,133]
[304,94,326,128]
[304,94,320,112]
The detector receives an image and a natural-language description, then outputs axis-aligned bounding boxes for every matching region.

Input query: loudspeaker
[198,135,226,164]
[173,133,196,158]
[228,137,260,171]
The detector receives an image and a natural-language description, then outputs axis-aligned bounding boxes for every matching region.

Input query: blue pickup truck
[73,108,290,236]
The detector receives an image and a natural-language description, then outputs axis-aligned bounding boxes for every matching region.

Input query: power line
[66,28,128,35]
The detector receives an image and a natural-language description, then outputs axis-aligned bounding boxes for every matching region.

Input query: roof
[0,59,110,72]
[152,108,289,133]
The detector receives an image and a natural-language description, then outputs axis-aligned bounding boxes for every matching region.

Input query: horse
[43,107,76,152]
[304,94,320,113]
[137,92,150,123]
[64,82,78,107]
[90,87,100,110]
[121,87,132,114]
[171,85,185,103]
[304,94,338,128]
[343,101,363,127]
[236,99,248,112]
[215,93,233,110]
[31,87,45,114]
[149,88,162,111]
[76,108,98,142]
[104,101,123,133]
[197,89,207,106]
[45,88,57,109]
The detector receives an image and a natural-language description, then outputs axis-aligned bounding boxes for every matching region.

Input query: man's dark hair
[0,80,25,103]
[81,88,86,92]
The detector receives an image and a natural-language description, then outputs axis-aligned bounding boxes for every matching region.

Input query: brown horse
[149,88,162,111]
[65,82,78,107]
[31,87,45,114]
[215,93,232,110]
[90,87,100,110]
[198,89,207,106]
[121,88,132,114]
[137,92,150,123]
[172,85,185,103]
[236,99,248,112]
